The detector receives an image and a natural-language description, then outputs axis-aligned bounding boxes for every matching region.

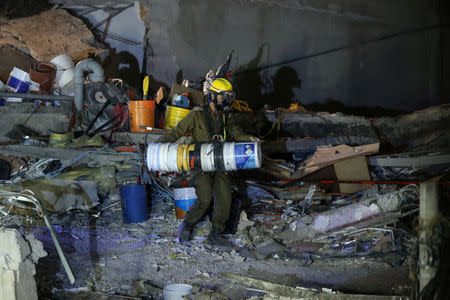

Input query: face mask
[215,100,225,111]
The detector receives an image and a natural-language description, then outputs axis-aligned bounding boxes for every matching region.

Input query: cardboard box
[170,83,206,107]
[334,156,371,194]
[302,156,371,194]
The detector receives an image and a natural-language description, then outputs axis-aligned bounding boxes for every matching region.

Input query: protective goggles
[219,90,235,101]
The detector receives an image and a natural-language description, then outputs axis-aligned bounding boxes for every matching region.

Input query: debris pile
[0,4,449,300]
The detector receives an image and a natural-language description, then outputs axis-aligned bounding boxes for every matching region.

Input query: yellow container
[164,105,190,130]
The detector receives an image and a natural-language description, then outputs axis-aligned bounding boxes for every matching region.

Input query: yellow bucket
[164,105,190,130]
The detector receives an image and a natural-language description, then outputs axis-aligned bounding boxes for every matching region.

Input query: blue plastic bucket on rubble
[120,184,147,223]
[173,187,197,219]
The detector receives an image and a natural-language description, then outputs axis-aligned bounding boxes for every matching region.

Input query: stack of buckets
[146,142,261,173]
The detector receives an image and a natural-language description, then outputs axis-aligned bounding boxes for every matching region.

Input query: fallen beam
[0,145,140,166]
[223,273,404,299]
[368,153,450,167]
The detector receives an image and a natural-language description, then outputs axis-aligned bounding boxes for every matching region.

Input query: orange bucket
[128,100,155,132]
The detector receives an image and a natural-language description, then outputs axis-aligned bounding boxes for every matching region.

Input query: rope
[262,110,288,138]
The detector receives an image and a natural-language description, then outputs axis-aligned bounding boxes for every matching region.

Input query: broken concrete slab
[0,228,30,270]
[24,234,47,264]
[0,105,70,141]
[222,273,404,299]
[265,104,450,149]
[282,185,419,242]
[283,201,382,242]
[0,144,139,166]
[0,9,106,62]
[254,238,285,258]
[0,229,46,300]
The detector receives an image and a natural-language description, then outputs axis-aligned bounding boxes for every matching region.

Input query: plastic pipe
[73,58,105,111]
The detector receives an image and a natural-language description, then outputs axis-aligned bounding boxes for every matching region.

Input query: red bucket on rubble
[30,61,56,94]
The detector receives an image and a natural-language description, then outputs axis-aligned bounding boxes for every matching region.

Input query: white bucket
[50,54,74,70]
[50,54,74,92]
[58,69,74,93]
[159,143,170,172]
[173,187,197,200]
[146,142,159,171]
[200,143,215,172]
[163,284,192,300]
[6,67,30,102]
[223,142,236,171]
[234,142,261,169]
[167,143,180,172]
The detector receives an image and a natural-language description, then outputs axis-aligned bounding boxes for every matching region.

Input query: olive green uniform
[161,106,251,231]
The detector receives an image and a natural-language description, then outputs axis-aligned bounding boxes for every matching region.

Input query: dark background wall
[47,0,448,113]
[145,0,448,112]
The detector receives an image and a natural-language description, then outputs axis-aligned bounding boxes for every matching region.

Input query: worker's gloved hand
[249,136,261,142]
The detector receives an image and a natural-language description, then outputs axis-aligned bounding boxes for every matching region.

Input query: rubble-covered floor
[2,200,410,299]
[0,178,418,300]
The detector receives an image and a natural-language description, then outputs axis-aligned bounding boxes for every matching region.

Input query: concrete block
[0,269,15,300]
[25,234,47,264]
[0,229,39,300]
[0,229,31,270]
[0,260,37,300]
[15,260,38,300]
[282,201,382,241]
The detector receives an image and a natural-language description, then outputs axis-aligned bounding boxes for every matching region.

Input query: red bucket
[30,61,56,94]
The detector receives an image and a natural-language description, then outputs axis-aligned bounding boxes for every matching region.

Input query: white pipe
[73,58,105,111]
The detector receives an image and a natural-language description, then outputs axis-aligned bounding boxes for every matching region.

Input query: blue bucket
[120,185,148,223]
[173,187,197,219]
[174,198,196,219]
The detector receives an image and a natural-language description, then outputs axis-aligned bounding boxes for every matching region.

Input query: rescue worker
[160,78,259,246]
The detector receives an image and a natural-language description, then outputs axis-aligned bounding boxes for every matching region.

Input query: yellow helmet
[207,78,235,103]
[208,78,233,93]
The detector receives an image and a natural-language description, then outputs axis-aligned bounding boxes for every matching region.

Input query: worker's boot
[208,227,232,247]
[178,220,194,244]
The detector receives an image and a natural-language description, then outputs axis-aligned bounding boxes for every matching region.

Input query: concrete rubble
[0,9,106,62]
[0,4,448,300]
[0,228,47,300]
[282,185,418,242]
